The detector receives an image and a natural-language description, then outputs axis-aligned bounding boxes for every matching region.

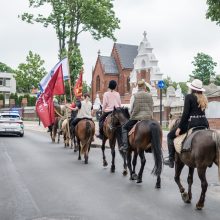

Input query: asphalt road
[0,129,220,220]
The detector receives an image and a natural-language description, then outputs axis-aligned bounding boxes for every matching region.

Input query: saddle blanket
[174,128,193,154]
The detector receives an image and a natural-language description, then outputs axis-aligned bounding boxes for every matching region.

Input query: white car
[0,111,24,137]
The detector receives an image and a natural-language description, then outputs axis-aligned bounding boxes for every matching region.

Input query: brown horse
[112,107,163,188]
[74,119,95,164]
[50,116,60,143]
[101,110,128,175]
[170,119,220,210]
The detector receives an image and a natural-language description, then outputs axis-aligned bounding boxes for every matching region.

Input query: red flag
[53,65,65,95]
[73,69,83,98]
[36,65,64,127]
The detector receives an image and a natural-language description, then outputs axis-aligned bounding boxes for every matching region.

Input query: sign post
[157,80,165,126]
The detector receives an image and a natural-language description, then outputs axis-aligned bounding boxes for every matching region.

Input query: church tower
[130,31,163,89]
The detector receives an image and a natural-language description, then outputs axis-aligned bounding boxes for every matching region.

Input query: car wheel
[20,133,24,137]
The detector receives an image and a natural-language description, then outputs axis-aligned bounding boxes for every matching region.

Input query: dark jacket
[178,93,209,132]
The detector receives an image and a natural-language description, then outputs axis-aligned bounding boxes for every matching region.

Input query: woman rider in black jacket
[164,79,209,168]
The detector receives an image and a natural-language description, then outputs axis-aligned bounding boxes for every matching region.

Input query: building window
[127,77,130,92]
[0,78,10,87]
[0,78,3,86]
[96,75,100,92]
[5,78,10,87]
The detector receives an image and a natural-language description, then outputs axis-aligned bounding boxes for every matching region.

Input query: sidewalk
[23,120,47,133]
[24,120,168,149]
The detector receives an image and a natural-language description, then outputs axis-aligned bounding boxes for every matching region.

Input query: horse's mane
[113,107,130,119]
[121,107,130,119]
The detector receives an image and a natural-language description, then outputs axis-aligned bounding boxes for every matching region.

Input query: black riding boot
[164,137,175,168]
[119,127,128,152]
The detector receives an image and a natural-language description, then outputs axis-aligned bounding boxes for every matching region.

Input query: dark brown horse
[112,107,163,188]
[101,109,128,175]
[74,119,95,164]
[50,116,60,143]
[170,119,220,210]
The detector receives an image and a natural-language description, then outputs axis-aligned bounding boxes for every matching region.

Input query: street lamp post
[157,80,165,126]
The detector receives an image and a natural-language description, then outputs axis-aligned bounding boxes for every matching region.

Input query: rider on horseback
[119,79,154,152]
[96,80,121,140]
[70,93,93,132]
[164,79,209,168]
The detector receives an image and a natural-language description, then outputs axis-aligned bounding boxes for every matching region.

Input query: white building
[130,31,163,87]
[0,72,16,105]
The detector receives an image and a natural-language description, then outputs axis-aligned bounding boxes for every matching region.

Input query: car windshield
[1,115,20,119]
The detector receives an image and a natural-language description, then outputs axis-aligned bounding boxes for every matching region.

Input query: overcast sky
[1,0,220,84]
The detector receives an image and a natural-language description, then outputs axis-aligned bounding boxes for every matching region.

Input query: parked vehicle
[0,111,24,137]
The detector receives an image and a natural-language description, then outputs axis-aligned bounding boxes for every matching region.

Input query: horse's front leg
[117,130,127,176]
[119,150,127,176]
[101,137,108,167]
[196,167,208,210]
[174,155,186,200]
[110,137,116,173]
[136,150,146,183]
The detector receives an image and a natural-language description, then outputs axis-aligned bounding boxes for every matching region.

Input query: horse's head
[112,107,130,126]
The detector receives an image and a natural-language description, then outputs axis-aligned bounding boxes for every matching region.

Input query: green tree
[214,74,220,86]
[191,52,217,85]
[14,51,47,93]
[0,62,14,73]
[21,0,120,59]
[163,76,188,95]
[69,46,83,86]
[206,0,220,25]
[82,81,91,94]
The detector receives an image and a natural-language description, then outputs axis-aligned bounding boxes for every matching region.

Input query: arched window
[96,75,100,92]
[127,77,130,92]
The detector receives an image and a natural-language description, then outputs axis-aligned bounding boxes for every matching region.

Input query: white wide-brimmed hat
[186,79,205,92]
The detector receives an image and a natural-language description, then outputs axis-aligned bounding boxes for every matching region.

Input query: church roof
[99,56,118,74]
[115,43,138,69]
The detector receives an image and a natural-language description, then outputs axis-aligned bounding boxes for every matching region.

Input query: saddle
[174,126,207,154]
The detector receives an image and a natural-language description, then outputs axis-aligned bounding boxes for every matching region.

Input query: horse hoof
[103,161,108,167]
[181,192,190,203]
[78,157,81,160]
[155,183,161,189]
[131,173,138,180]
[111,166,115,173]
[122,170,127,176]
[85,161,88,164]
[196,203,203,210]
[136,179,142,184]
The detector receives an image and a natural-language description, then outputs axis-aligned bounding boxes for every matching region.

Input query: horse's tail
[81,120,92,154]
[150,122,163,176]
[212,131,220,181]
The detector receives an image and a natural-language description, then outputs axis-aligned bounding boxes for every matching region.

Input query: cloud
[0,0,220,85]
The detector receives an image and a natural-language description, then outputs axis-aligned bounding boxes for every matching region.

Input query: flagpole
[67,57,73,102]
[64,94,71,146]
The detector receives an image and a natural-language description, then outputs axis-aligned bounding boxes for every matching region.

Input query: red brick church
[91,43,138,104]
[91,32,163,104]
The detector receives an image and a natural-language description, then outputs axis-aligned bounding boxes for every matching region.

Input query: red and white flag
[36,65,65,127]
